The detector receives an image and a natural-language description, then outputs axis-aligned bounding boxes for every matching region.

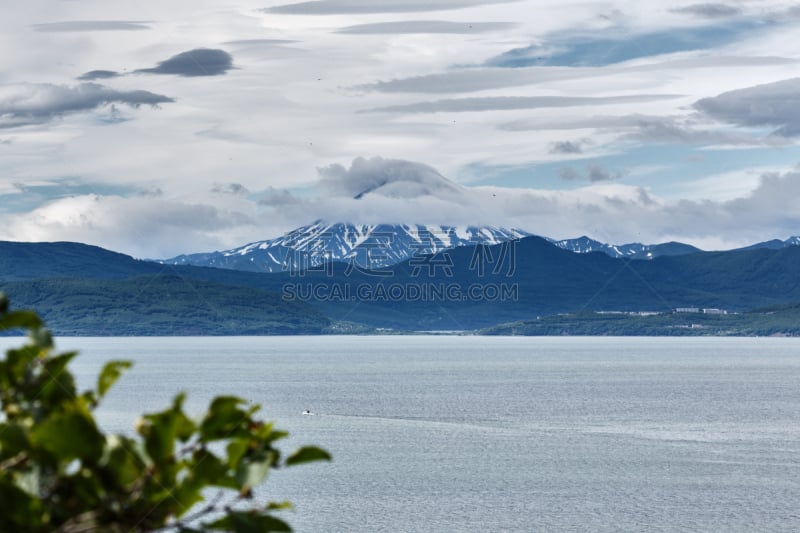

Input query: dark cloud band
[0,83,173,128]
[77,70,121,81]
[670,4,742,19]
[363,94,682,114]
[336,20,515,34]
[695,78,800,136]
[136,49,234,77]
[265,0,519,14]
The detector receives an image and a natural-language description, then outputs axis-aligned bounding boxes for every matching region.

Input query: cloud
[503,114,784,147]
[0,179,142,213]
[77,70,121,81]
[485,22,757,68]
[78,50,234,83]
[549,140,590,154]
[264,0,519,15]
[138,187,164,198]
[31,20,151,32]
[559,165,625,182]
[211,183,250,196]
[0,82,173,128]
[246,159,800,251]
[501,114,672,131]
[620,116,779,146]
[7,2,800,258]
[258,187,302,207]
[670,4,742,18]
[5,158,800,256]
[335,20,515,34]
[356,56,795,95]
[362,94,681,114]
[695,78,800,136]
[136,49,234,77]
[317,156,466,199]
[0,194,256,259]
[222,39,299,46]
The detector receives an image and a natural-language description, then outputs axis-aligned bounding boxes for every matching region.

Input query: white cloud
[0,194,261,259]
[1,0,800,256]
[5,157,797,257]
[317,156,466,199]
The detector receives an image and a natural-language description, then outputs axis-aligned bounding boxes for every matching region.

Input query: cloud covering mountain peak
[318,156,466,200]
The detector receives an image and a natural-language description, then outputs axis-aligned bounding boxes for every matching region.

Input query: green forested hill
[0,276,329,335]
[482,305,800,337]
[2,238,800,333]
[0,241,163,280]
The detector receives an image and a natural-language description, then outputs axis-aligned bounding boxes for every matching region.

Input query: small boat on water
[302,409,313,415]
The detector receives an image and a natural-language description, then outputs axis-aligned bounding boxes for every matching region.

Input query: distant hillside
[2,237,800,333]
[0,276,329,336]
[482,304,800,337]
[0,241,164,280]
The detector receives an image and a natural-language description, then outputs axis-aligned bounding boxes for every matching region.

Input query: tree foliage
[0,293,330,532]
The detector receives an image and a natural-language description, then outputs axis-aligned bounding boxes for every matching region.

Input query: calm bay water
[4,335,800,532]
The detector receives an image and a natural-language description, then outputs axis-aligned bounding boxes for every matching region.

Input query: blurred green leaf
[0,480,44,530]
[285,446,331,467]
[142,411,178,465]
[0,422,29,459]
[97,360,132,398]
[226,439,248,469]
[30,411,103,462]
[200,396,248,442]
[141,394,196,466]
[39,352,78,405]
[206,510,292,532]
[0,310,43,332]
[102,435,146,488]
[188,448,236,490]
[235,451,276,494]
[266,501,294,511]
[172,393,196,442]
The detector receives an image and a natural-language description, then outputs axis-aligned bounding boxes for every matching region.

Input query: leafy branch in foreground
[0,293,330,532]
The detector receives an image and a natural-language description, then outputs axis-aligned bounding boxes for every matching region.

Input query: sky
[2,0,800,258]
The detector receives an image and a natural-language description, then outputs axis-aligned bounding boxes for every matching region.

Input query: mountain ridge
[3,236,800,333]
[158,222,800,272]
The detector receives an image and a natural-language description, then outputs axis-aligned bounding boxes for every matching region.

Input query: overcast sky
[2,0,800,258]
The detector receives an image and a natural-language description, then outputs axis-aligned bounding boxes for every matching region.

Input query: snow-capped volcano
[162,222,530,273]
[160,222,800,273]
